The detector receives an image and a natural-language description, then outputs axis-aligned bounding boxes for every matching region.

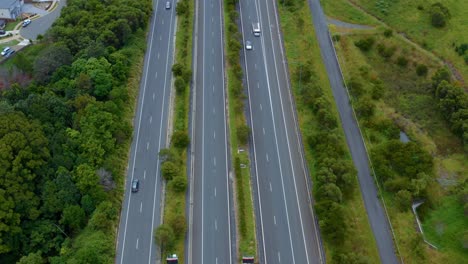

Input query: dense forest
[0,0,152,262]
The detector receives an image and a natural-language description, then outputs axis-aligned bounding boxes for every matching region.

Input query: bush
[161,161,179,181]
[376,43,396,59]
[170,176,187,193]
[154,224,175,250]
[396,56,408,67]
[169,214,186,237]
[354,37,375,52]
[416,64,428,76]
[172,63,184,76]
[174,76,186,94]
[395,190,412,210]
[237,124,250,145]
[430,3,450,28]
[383,29,393,38]
[172,130,190,148]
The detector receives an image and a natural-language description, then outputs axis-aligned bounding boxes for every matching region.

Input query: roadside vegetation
[278,0,380,262]
[330,12,467,262]
[155,0,193,261]
[0,0,153,262]
[224,0,257,257]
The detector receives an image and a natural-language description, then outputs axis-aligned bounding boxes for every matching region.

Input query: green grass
[321,0,379,26]
[332,20,468,262]
[160,0,194,262]
[351,0,468,84]
[279,2,380,261]
[224,0,257,257]
[4,20,20,31]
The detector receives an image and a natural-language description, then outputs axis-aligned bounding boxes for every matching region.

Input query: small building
[0,0,24,20]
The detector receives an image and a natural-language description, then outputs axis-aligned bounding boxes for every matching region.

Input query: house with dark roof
[0,0,24,20]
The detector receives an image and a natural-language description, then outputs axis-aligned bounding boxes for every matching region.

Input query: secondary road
[239,0,324,263]
[307,0,399,263]
[189,0,235,263]
[115,0,176,263]
[20,0,67,40]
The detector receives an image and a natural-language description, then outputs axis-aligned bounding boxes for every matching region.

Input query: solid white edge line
[201,0,206,262]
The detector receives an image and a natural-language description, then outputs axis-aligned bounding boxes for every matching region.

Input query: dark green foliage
[60,205,86,234]
[376,43,396,59]
[315,201,347,244]
[383,29,393,38]
[395,190,412,210]
[171,130,190,148]
[170,176,187,193]
[154,224,175,250]
[234,157,247,237]
[169,215,186,238]
[175,77,186,94]
[237,124,250,145]
[396,56,408,67]
[430,3,451,28]
[33,44,73,84]
[454,43,468,56]
[416,64,428,76]
[161,161,179,181]
[354,37,375,52]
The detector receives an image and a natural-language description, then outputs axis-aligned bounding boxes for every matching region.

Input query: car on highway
[165,1,171,9]
[1,47,10,56]
[22,19,31,27]
[245,40,252,50]
[131,179,139,192]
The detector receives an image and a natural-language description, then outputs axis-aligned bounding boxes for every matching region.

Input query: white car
[22,19,31,27]
[245,41,252,50]
[1,47,10,56]
[165,1,171,9]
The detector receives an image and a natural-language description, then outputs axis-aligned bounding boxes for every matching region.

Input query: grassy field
[279,2,380,262]
[347,0,468,85]
[332,22,468,262]
[321,0,379,26]
[224,0,257,257]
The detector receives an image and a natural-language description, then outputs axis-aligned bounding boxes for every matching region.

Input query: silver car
[245,41,252,50]
[165,1,171,9]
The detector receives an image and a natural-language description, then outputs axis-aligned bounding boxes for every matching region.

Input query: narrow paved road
[239,0,324,263]
[115,0,176,263]
[20,0,67,40]
[307,0,399,263]
[189,0,235,263]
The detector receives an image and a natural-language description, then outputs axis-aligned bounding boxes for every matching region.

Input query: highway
[189,0,235,263]
[307,0,399,263]
[239,0,324,263]
[115,0,176,263]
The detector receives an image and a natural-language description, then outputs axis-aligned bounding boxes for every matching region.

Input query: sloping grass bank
[278,0,380,262]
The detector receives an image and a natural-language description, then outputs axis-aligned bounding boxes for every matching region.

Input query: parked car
[1,47,10,56]
[22,19,31,27]
[4,49,15,58]
[0,29,6,35]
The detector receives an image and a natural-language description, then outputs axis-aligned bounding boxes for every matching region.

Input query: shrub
[396,56,408,67]
[169,214,186,238]
[383,29,393,38]
[354,37,375,52]
[395,190,412,210]
[161,161,179,181]
[154,224,175,250]
[172,63,184,76]
[170,176,187,193]
[174,76,186,94]
[430,3,450,28]
[237,124,250,145]
[376,43,396,59]
[172,130,190,148]
[416,64,428,76]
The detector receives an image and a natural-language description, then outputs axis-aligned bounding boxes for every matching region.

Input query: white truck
[252,22,260,36]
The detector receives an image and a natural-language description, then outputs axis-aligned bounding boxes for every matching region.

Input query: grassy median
[156,0,193,262]
[224,0,257,258]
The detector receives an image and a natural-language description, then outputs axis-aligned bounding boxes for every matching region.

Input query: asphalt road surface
[20,0,67,40]
[115,0,176,263]
[307,0,399,263]
[239,0,324,263]
[189,0,235,263]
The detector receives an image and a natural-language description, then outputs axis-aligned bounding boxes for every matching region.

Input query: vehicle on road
[22,19,31,27]
[252,22,260,36]
[245,41,252,50]
[165,1,171,9]
[4,49,15,58]
[131,179,139,192]
[1,47,10,56]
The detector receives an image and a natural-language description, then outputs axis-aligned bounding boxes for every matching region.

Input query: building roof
[0,0,20,9]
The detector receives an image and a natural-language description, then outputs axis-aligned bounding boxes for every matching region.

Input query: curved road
[239,0,324,263]
[115,0,176,263]
[20,0,67,40]
[307,0,399,263]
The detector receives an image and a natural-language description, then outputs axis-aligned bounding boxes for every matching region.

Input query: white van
[252,23,260,36]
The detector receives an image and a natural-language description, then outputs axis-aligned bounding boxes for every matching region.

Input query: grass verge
[224,0,257,257]
[157,0,193,261]
[278,1,380,262]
